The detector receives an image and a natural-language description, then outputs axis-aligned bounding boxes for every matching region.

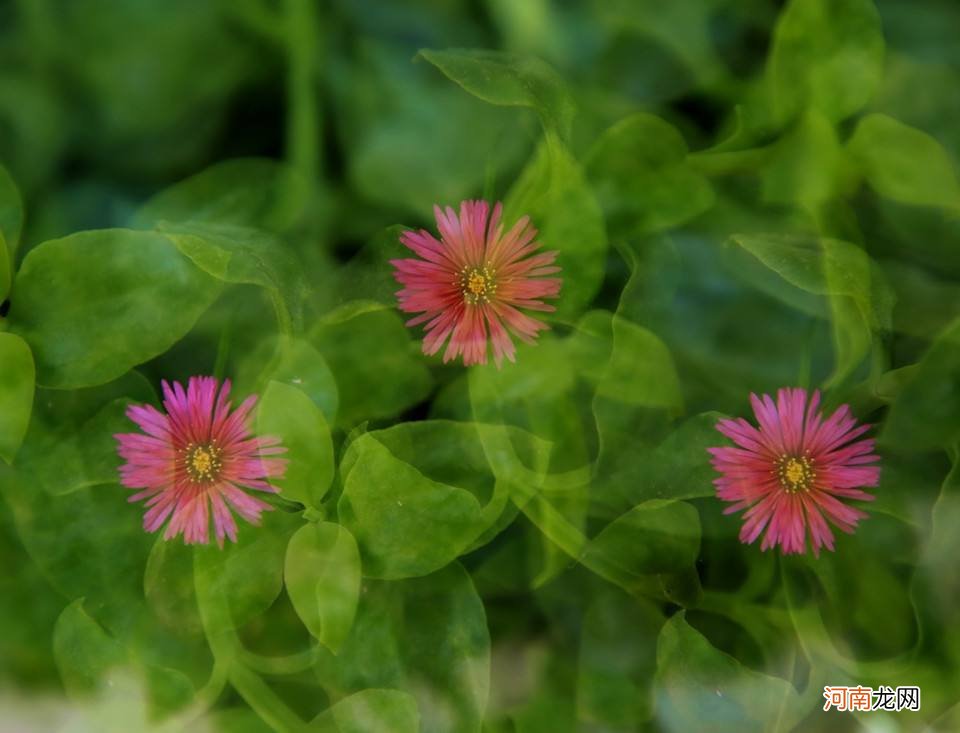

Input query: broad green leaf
[418,48,575,142]
[730,233,892,384]
[0,470,154,617]
[767,0,884,124]
[0,332,34,464]
[0,231,9,303]
[310,689,419,733]
[585,113,714,236]
[14,372,153,495]
[160,222,307,333]
[309,306,432,429]
[599,316,683,410]
[655,613,804,733]
[581,500,701,598]
[143,538,201,635]
[882,317,960,451]
[193,511,299,629]
[319,563,489,733]
[132,158,308,233]
[0,162,22,264]
[7,229,221,388]
[237,335,339,425]
[257,381,334,507]
[54,600,194,720]
[505,138,607,319]
[848,113,960,209]
[577,590,664,728]
[339,431,486,579]
[761,110,846,205]
[285,522,361,653]
[54,600,126,696]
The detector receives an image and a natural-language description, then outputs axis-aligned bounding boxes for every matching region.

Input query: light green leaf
[339,432,485,579]
[237,335,339,425]
[505,138,607,319]
[418,48,575,142]
[0,162,23,264]
[257,381,334,507]
[0,232,9,303]
[285,523,361,654]
[143,538,201,636]
[767,0,884,124]
[599,316,683,410]
[193,511,299,628]
[0,332,34,464]
[848,113,960,209]
[7,229,221,388]
[585,113,714,236]
[310,689,419,733]
[761,110,846,205]
[131,158,308,233]
[53,599,126,696]
[655,613,804,733]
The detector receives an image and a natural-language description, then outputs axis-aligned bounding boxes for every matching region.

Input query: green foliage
[0,332,34,464]
[1,1,959,731]
[7,230,221,388]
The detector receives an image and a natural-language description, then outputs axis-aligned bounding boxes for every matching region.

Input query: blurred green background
[1,0,960,731]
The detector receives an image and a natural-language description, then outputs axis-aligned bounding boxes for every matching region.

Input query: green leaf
[320,563,489,733]
[585,113,714,236]
[160,222,307,333]
[131,158,308,233]
[7,229,221,388]
[309,306,432,429]
[54,599,126,696]
[418,48,575,142]
[577,590,664,728]
[0,162,23,264]
[0,332,34,464]
[761,110,846,205]
[767,0,884,124]
[257,381,334,507]
[882,316,960,451]
[848,113,960,209]
[581,500,701,597]
[599,316,683,410]
[0,232,9,303]
[730,233,892,385]
[193,511,299,628]
[655,613,804,733]
[143,538,202,635]
[285,522,361,654]
[339,432,485,579]
[310,689,419,733]
[505,138,607,319]
[237,335,339,425]
[14,372,153,495]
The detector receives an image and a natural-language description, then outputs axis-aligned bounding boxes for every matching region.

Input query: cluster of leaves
[1,0,960,731]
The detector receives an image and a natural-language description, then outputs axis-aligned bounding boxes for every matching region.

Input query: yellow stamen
[459,265,497,305]
[776,453,815,493]
[183,441,223,483]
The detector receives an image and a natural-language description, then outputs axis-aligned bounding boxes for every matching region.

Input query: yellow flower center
[776,454,815,493]
[458,265,497,305]
[183,441,223,483]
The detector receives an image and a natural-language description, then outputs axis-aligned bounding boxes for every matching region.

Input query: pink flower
[708,388,880,556]
[115,377,287,547]
[392,200,562,367]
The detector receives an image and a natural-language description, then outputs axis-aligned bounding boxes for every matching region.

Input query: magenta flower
[392,200,562,367]
[709,388,880,556]
[115,377,287,547]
